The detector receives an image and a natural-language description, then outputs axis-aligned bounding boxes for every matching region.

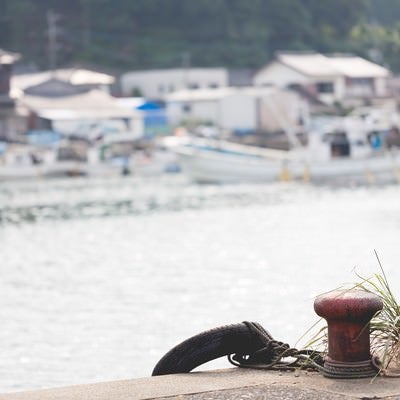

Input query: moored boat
[175,139,291,183]
[174,125,400,185]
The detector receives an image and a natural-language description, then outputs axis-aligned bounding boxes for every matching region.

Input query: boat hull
[177,147,283,183]
[0,162,88,181]
[177,146,400,184]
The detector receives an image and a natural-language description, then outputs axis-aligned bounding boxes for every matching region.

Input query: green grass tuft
[302,250,400,376]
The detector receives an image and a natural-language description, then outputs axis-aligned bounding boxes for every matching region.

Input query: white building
[165,86,309,134]
[253,52,390,105]
[18,89,143,139]
[120,68,228,99]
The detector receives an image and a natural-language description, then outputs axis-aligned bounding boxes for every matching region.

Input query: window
[182,103,191,113]
[316,82,334,93]
[347,77,373,86]
[345,77,374,96]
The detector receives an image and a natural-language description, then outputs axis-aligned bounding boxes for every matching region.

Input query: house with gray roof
[11,68,115,98]
[253,52,391,106]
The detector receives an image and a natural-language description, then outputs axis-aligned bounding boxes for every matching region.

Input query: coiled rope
[228,321,331,374]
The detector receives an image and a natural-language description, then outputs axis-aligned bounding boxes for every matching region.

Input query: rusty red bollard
[314,289,383,378]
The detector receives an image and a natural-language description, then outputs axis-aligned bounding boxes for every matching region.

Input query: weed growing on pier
[302,251,400,376]
[355,252,400,376]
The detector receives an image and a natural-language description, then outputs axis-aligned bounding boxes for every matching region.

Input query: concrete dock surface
[1,368,400,399]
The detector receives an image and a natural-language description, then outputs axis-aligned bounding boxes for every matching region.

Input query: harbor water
[1,175,400,392]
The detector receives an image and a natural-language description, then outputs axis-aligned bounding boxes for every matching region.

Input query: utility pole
[47,10,59,71]
[82,0,92,51]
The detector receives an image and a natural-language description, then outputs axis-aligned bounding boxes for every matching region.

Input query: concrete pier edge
[1,368,400,399]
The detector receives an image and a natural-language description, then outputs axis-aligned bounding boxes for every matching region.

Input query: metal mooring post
[314,289,383,378]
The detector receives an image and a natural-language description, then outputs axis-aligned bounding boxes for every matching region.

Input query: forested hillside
[1,0,400,72]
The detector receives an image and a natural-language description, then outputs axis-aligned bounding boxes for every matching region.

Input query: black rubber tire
[152,322,265,376]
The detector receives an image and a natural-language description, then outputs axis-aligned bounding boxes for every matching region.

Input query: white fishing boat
[174,115,400,184]
[299,151,400,184]
[175,139,292,183]
[0,140,89,181]
[87,133,180,177]
[0,132,179,181]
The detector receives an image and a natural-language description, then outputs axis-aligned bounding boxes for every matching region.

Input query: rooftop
[276,52,390,78]
[12,68,115,93]
[19,90,135,120]
[0,48,21,65]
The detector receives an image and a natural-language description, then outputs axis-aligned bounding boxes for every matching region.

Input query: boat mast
[263,94,303,149]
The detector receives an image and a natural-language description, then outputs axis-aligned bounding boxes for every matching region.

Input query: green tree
[0,0,387,71]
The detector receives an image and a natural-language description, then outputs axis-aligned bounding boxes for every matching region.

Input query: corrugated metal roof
[326,55,389,78]
[65,69,115,85]
[12,68,115,92]
[277,52,389,78]
[278,53,339,77]
[0,48,21,64]
[20,90,136,120]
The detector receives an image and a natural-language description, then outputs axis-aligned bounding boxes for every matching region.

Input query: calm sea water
[1,175,400,392]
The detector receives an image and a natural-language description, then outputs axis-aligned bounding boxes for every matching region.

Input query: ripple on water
[1,176,400,391]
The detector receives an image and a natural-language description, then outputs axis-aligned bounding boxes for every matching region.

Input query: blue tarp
[136,101,162,111]
[137,101,167,125]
